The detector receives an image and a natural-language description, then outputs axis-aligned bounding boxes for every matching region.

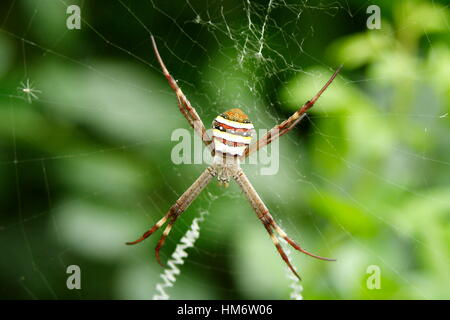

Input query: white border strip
[213,140,246,156]
[215,116,254,129]
[213,129,252,143]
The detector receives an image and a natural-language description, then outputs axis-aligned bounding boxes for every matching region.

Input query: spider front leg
[243,65,342,158]
[234,169,335,280]
[127,167,215,265]
[151,36,214,151]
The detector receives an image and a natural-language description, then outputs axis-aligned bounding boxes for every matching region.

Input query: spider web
[0,0,449,300]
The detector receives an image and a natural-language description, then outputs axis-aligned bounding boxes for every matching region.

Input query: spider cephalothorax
[127,36,342,280]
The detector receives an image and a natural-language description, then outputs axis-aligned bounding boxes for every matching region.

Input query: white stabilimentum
[152,211,208,300]
[281,238,303,300]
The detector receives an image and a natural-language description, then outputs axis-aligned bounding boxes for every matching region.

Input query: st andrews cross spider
[127,36,342,279]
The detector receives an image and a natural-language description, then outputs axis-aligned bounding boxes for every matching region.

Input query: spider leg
[126,167,215,265]
[234,169,334,279]
[125,208,172,245]
[29,91,39,100]
[271,220,335,262]
[151,36,213,150]
[243,65,342,158]
[154,215,178,266]
[263,222,301,280]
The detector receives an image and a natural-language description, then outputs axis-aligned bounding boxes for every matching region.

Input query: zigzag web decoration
[281,238,303,300]
[152,210,208,300]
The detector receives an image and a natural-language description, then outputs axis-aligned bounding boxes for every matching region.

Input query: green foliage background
[0,0,449,299]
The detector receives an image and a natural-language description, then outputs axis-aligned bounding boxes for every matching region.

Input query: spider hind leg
[272,222,336,262]
[154,215,179,266]
[125,207,174,245]
[126,206,181,266]
[263,224,302,280]
[126,167,215,265]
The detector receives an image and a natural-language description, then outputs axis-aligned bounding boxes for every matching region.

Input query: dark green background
[0,0,449,299]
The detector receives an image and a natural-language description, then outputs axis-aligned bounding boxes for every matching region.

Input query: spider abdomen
[212,108,255,157]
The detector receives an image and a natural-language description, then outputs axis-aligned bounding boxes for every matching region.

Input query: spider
[19,78,41,103]
[127,36,342,280]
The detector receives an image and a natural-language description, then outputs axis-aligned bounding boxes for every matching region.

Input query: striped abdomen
[212,108,254,157]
